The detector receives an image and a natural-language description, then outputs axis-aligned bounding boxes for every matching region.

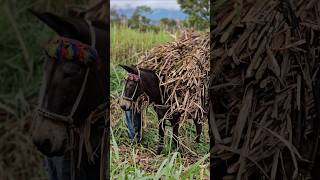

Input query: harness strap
[36,12,105,180]
[86,16,106,180]
[72,17,94,180]
[85,16,109,180]
[153,104,170,109]
[37,109,71,124]
[85,19,96,49]
[155,73,165,105]
[70,18,96,180]
[68,68,90,121]
[38,61,47,108]
[70,126,76,180]
[121,67,141,101]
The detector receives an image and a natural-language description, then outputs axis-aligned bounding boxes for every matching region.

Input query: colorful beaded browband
[44,36,99,64]
[127,73,139,82]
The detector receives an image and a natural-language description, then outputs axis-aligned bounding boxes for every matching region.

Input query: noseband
[121,68,141,101]
[37,20,98,126]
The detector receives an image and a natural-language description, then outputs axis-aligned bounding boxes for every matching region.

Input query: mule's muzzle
[120,104,130,111]
[33,137,51,155]
[32,114,68,157]
[120,98,132,111]
[33,136,67,157]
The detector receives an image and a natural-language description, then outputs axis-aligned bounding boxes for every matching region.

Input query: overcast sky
[110,0,181,10]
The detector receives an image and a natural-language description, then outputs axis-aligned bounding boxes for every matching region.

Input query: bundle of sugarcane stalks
[210,0,320,179]
[137,30,210,122]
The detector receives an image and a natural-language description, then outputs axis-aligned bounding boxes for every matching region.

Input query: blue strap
[133,111,142,142]
[124,110,135,141]
[45,155,70,180]
[124,110,142,142]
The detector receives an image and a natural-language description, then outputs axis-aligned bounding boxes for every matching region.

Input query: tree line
[111,0,209,32]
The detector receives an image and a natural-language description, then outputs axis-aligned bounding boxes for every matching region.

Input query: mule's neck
[141,71,162,105]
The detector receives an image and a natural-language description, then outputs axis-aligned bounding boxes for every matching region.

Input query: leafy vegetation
[0,0,210,179]
[110,26,210,179]
[177,0,210,30]
[0,1,89,179]
[111,0,210,32]
[111,25,173,64]
[128,6,153,30]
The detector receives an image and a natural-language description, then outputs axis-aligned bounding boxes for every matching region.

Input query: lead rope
[100,109,108,180]
[70,67,90,179]
[38,58,47,109]
[82,2,108,176]
[70,125,76,180]
[84,17,108,180]
[69,17,97,180]
[69,47,91,180]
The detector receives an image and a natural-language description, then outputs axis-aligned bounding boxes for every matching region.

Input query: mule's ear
[67,9,86,19]
[119,65,137,74]
[29,10,79,38]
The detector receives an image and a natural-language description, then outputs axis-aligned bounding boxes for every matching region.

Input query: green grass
[110,26,210,178]
[0,1,95,180]
[110,113,210,179]
[110,63,126,98]
[0,2,210,178]
[0,2,54,179]
[111,132,210,180]
[111,25,173,64]
[0,4,53,118]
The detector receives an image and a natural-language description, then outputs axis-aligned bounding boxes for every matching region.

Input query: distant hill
[116,8,187,21]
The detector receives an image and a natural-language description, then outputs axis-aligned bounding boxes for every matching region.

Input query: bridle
[37,20,97,126]
[36,18,106,180]
[37,68,91,125]
[121,67,141,101]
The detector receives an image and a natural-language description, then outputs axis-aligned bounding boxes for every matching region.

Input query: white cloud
[111,0,181,10]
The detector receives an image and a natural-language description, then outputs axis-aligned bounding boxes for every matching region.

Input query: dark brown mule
[119,65,203,154]
[31,11,108,180]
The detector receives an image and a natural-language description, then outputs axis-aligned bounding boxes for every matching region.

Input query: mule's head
[119,65,162,111]
[119,65,143,111]
[31,11,107,157]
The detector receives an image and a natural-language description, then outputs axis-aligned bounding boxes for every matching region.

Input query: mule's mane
[140,68,160,84]
[139,68,156,74]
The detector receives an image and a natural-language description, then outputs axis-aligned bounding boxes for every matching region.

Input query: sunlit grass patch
[111,25,173,64]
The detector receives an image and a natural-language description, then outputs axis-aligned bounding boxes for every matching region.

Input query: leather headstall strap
[121,66,141,101]
[70,18,96,180]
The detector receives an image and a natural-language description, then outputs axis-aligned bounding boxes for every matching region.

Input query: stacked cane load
[211,0,320,179]
[137,30,210,122]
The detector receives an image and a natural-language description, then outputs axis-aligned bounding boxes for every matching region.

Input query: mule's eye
[62,63,81,78]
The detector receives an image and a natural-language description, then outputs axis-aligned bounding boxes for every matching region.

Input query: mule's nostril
[32,138,40,148]
[120,105,126,110]
[36,138,52,155]
[43,138,51,150]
